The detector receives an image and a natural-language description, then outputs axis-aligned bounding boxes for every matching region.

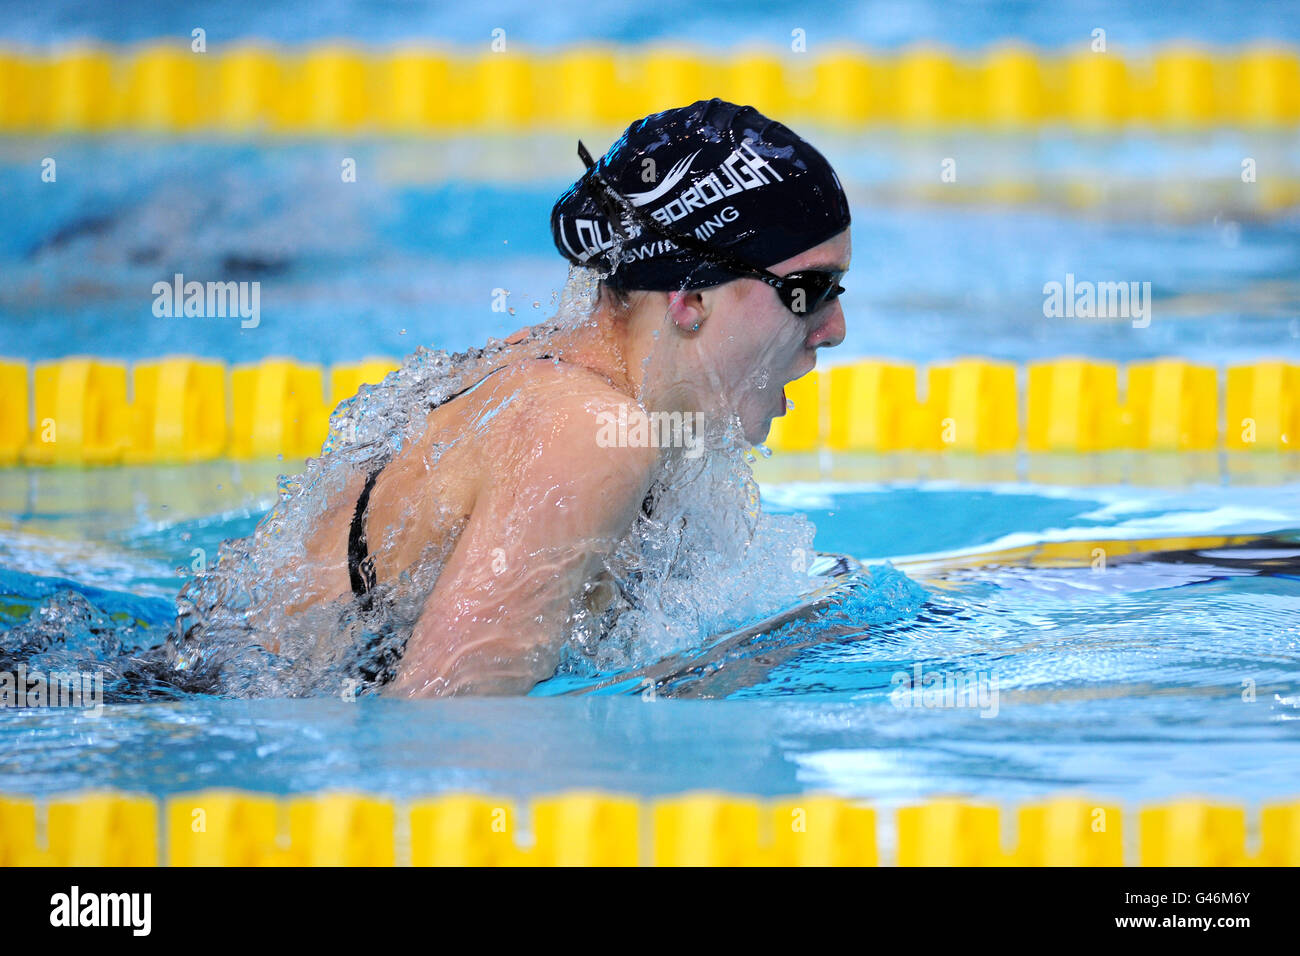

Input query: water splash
[165,268,607,696]
[563,428,822,674]
[4,265,912,700]
[0,588,185,702]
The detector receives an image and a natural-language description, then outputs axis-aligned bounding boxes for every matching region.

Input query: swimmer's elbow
[385,619,561,698]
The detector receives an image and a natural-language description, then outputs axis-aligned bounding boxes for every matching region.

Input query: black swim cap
[550,98,852,291]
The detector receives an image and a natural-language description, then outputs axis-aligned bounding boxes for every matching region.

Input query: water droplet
[757,444,773,459]
[399,328,407,335]
[785,398,795,411]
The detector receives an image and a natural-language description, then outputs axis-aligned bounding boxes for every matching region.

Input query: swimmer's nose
[806,300,845,350]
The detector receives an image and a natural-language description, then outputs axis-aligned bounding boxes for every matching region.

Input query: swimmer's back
[281,356,658,683]
[358,355,645,582]
[379,356,661,695]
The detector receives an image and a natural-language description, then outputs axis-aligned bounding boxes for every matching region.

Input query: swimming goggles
[577,141,846,317]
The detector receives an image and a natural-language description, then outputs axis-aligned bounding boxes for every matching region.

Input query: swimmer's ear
[665,289,710,334]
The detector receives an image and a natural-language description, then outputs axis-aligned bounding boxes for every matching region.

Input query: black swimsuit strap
[348,467,381,604]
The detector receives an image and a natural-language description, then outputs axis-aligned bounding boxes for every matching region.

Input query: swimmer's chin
[746,416,776,447]
[746,400,788,446]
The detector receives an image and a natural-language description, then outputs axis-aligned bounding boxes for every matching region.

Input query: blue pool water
[1,463,1298,805]
[3,0,1300,50]
[1,0,1299,810]
[2,135,1298,367]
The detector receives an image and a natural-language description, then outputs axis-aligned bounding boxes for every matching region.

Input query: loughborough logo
[560,141,784,263]
[641,141,783,229]
[625,150,700,207]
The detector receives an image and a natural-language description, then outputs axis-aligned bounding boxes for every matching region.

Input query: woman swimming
[169,97,853,698]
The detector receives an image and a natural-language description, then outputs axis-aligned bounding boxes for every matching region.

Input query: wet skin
[281,229,851,697]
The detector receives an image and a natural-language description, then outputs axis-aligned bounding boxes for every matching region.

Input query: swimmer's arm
[384,393,656,698]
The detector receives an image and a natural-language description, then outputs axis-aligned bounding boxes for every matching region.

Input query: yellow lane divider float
[1,43,1299,132]
[1,355,1297,465]
[771,356,1296,454]
[0,791,1297,866]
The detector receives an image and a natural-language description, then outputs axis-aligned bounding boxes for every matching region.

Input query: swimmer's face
[691,228,851,445]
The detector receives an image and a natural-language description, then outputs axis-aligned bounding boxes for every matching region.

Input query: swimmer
[182,98,852,698]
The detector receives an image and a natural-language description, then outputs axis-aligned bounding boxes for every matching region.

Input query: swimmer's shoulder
[483,357,661,480]
[487,355,636,418]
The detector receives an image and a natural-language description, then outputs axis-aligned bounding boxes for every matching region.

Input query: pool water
[1,462,1297,806]
[2,4,1299,809]
[6,0,1300,51]
[3,134,1297,368]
